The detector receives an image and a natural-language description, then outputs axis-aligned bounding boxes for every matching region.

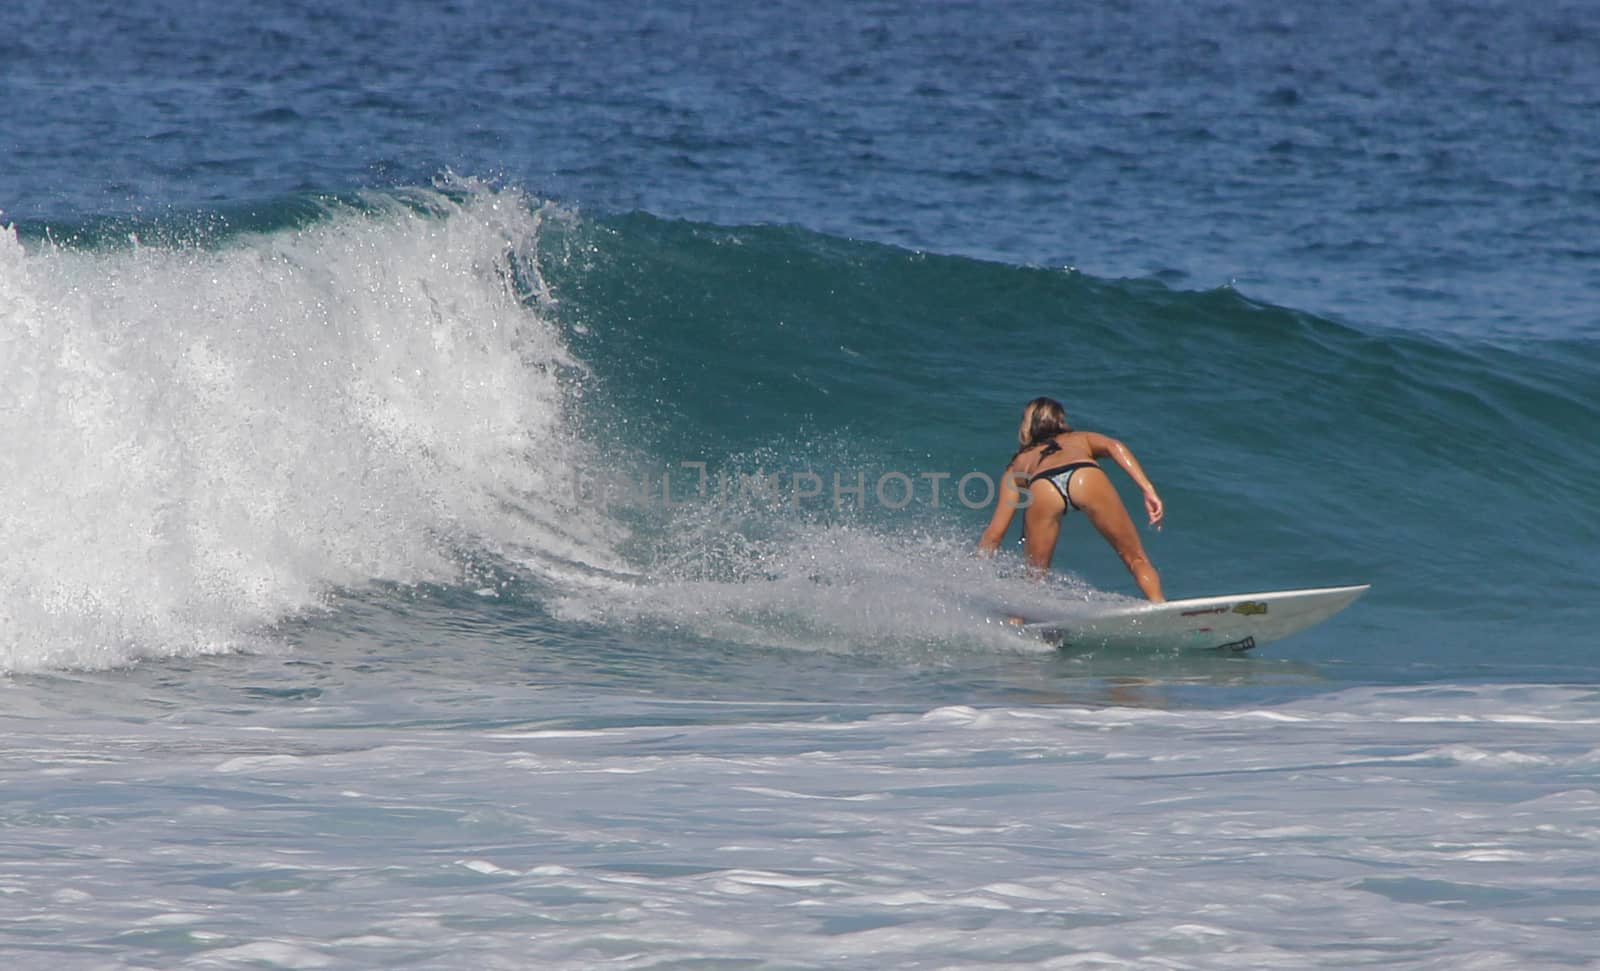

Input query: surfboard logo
[1231,601,1268,616]
[1218,635,1257,652]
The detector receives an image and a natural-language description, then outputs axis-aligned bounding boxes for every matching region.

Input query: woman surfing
[977,397,1166,601]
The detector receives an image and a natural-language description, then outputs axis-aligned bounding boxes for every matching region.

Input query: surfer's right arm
[1087,433,1165,529]
[976,464,1028,555]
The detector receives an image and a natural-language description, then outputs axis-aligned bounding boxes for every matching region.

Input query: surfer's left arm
[976,464,1027,555]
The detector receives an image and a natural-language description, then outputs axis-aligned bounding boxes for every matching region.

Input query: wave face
[5,187,1599,676]
[534,211,1600,604]
[534,209,1600,674]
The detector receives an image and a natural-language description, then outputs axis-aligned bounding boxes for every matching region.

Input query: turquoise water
[3,1,1598,967]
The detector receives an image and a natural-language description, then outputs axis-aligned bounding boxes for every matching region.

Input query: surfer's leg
[1022,482,1064,574]
[1069,469,1165,602]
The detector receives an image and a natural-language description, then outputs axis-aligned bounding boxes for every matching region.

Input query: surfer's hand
[1144,490,1164,530]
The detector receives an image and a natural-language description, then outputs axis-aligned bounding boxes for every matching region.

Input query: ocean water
[3,1,1599,968]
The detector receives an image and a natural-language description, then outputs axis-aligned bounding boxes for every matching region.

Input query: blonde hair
[1010,397,1072,465]
[1019,396,1070,447]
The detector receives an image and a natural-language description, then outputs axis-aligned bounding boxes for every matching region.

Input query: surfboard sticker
[1021,584,1369,652]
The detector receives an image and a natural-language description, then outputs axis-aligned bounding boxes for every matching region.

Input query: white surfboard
[1022,584,1370,652]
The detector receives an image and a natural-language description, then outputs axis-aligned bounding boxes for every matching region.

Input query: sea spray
[0,187,619,671]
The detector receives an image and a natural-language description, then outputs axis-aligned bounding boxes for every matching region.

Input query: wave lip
[0,184,616,672]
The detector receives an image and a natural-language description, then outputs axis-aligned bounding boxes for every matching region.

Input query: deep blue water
[9,0,1600,338]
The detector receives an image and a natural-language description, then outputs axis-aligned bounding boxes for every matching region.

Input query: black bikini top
[1025,437,1099,484]
[1020,439,1061,482]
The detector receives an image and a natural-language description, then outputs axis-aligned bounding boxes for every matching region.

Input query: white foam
[0,187,623,672]
[22,681,1598,968]
[553,519,1109,657]
[185,941,334,969]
